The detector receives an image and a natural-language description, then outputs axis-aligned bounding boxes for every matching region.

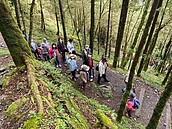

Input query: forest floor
[0,37,172,129]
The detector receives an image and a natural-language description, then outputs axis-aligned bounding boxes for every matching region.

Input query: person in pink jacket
[49,43,61,68]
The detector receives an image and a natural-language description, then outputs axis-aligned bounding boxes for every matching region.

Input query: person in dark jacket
[57,37,67,63]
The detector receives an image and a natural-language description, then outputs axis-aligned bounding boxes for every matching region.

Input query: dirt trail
[67,59,172,129]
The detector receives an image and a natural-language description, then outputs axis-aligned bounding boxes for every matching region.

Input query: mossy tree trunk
[28,0,35,45]
[146,72,172,129]
[137,0,163,76]
[113,0,130,68]
[58,0,67,46]
[90,0,95,54]
[18,0,26,33]
[162,65,172,85]
[120,0,151,69]
[0,0,31,67]
[12,0,21,30]
[116,0,161,123]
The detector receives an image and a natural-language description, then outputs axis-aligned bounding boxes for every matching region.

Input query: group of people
[29,36,110,91]
[30,36,140,118]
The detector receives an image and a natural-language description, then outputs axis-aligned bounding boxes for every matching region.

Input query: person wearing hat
[97,58,109,85]
[80,65,90,91]
[67,38,75,54]
[66,55,77,81]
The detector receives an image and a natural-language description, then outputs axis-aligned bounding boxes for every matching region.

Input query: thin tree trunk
[28,0,36,46]
[116,0,161,123]
[90,0,95,54]
[105,0,111,56]
[157,36,172,73]
[18,0,26,33]
[82,0,86,47]
[162,65,172,85]
[40,0,45,32]
[0,0,31,67]
[121,0,151,68]
[53,0,59,35]
[143,0,170,71]
[13,0,21,30]
[120,8,136,68]
[113,0,130,68]
[98,0,102,55]
[58,0,67,46]
[108,11,113,58]
[137,0,163,76]
[146,72,172,129]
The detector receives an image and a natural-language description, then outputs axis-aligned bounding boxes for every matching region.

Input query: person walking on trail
[82,45,91,63]
[80,64,90,91]
[84,54,94,82]
[41,42,50,61]
[41,38,50,49]
[125,92,140,118]
[57,37,67,63]
[49,43,61,68]
[67,38,76,54]
[66,55,77,81]
[97,58,109,85]
[31,39,40,59]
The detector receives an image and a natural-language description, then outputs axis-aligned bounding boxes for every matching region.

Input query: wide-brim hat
[81,65,89,71]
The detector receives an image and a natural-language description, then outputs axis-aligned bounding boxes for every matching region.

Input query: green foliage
[0,48,10,56]
[5,97,27,116]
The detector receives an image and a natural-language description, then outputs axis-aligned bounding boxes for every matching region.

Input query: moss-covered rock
[95,109,118,129]
[5,97,27,116]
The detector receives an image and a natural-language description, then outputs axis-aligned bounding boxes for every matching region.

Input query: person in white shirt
[67,38,75,54]
[97,58,109,85]
[41,38,50,49]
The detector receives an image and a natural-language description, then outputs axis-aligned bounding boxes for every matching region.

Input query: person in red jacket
[49,43,61,68]
[87,54,94,81]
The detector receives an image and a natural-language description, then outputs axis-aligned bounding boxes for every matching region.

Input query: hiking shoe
[74,78,77,82]
[58,64,62,68]
[56,65,59,68]
[90,79,93,82]
[105,80,109,82]
[125,113,129,117]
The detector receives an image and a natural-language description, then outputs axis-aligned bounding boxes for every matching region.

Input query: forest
[0,0,172,129]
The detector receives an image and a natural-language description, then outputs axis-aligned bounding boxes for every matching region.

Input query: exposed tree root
[25,57,43,116]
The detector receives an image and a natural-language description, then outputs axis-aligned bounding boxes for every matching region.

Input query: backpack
[133,99,140,109]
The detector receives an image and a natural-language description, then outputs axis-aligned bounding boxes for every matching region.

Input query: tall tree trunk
[82,0,86,47]
[105,0,111,56]
[146,71,172,129]
[157,36,172,73]
[116,0,161,123]
[143,0,170,71]
[28,0,36,46]
[108,11,113,58]
[13,0,21,30]
[137,0,163,76]
[58,0,67,46]
[90,0,95,54]
[121,0,151,68]
[0,0,31,67]
[113,0,130,68]
[98,0,102,55]
[53,0,59,35]
[162,65,172,85]
[40,0,45,32]
[18,0,26,33]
